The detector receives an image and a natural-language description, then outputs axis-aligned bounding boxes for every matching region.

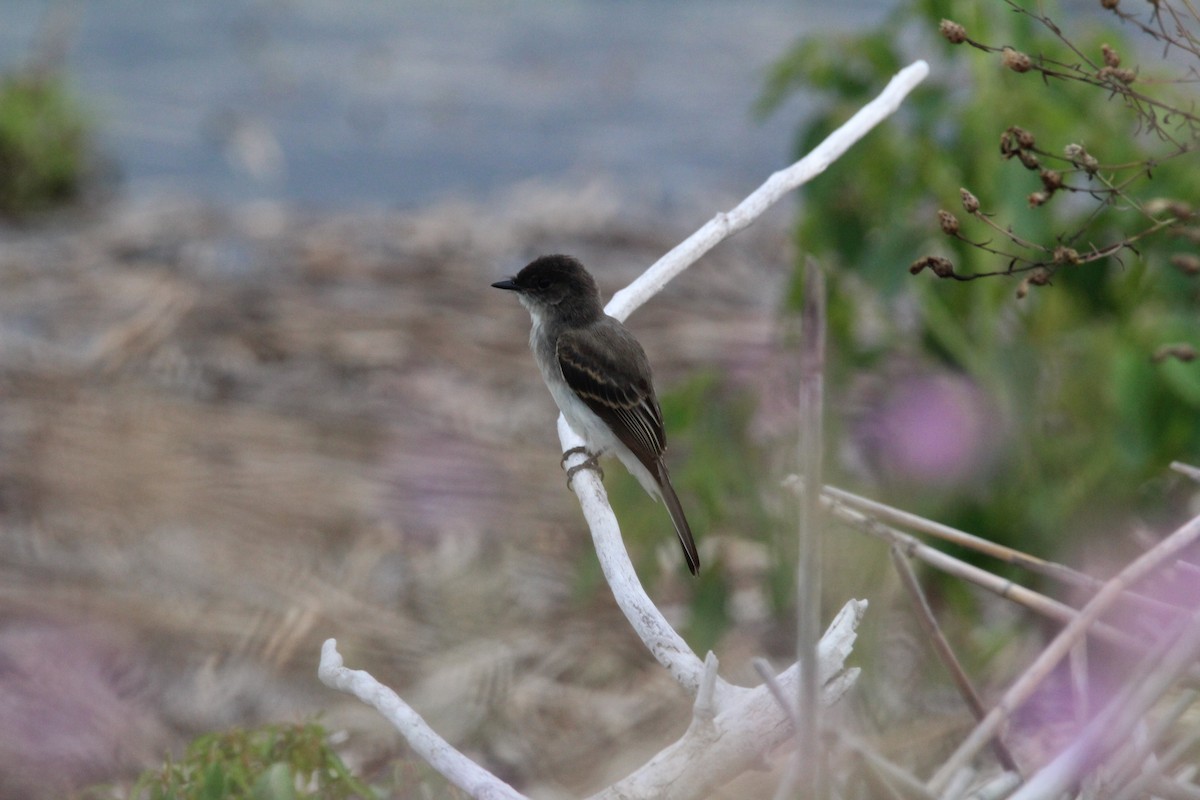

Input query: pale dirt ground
[0,182,812,798]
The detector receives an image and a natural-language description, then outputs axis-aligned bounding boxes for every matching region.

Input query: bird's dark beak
[491,277,520,291]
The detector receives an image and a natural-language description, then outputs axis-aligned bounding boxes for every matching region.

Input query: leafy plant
[81,722,378,800]
[0,70,92,216]
[760,0,1200,562]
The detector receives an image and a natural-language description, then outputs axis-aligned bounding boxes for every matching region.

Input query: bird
[492,254,700,575]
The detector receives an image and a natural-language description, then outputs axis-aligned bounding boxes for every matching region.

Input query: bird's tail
[657,461,699,575]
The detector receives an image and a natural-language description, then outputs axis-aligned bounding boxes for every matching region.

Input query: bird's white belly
[541,360,660,499]
[523,298,661,500]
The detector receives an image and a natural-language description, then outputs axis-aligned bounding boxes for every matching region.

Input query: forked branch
[320,59,931,799]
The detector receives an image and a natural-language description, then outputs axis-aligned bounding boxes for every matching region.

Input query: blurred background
[1,0,1199,798]
[0,0,889,210]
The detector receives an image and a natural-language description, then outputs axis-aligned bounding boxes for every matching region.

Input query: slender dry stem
[826,485,1188,619]
[825,495,1147,652]
[834,728,938,800]
[931,512,1200,793]
[1007,601,1200,799]
[1109,689,1199,798]
[753,657,800,731]
[890,546,1021,774]
[794,257,827,799]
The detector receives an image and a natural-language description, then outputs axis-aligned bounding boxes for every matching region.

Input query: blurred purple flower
[854,372,998,489]
[0,621,164,799]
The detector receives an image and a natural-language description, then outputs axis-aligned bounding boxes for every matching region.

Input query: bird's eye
[536,278,551,290]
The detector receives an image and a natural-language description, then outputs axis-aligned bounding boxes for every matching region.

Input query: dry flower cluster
[915,0,1200,295]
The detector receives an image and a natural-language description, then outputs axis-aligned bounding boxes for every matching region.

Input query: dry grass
[0,184,789,797]
[6,182,1195,799]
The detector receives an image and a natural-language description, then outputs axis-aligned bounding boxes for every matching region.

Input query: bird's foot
[562,447,603,488]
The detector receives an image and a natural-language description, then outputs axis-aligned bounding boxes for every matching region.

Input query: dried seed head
[1029,269,1051,286]
[939,19,967,44]
[1002,128,1037,160]
[1146,199,1194,218]
[1170,254,1200,275]
[1053,246,1080,265]
[960,188,980,214]
[1040,169,1063,192]
[1016,276,1031,299]
[1028,191,1049,207]
[1152,344,1197,363]
[1099,65,1136,84]
[1144,198,1171,215]
[1101,43,1121,67]
[1172,228,1200,245]
[1000,131,1019,158]
[910,255,956,277]
[930,257,956,278]
[1064,144,1099,175]
[1002,47,1033,73]
[937,209,961,235]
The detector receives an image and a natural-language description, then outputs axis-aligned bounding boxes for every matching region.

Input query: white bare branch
[560,425,711,692]
[605,59,931,322]
[586,600,866,800]
[320,58,931,800]
[318,639,528,800]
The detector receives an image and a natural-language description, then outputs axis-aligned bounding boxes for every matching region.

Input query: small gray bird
[492,254,700,575]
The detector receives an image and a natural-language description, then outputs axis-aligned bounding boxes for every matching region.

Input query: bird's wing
[556,321,665,474]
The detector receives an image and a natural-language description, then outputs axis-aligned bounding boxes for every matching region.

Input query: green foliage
[762,0,1200,558]
[0,70,91,216]
[88,722,379,800]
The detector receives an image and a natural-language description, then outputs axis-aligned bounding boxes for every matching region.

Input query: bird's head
[492,254,603,323]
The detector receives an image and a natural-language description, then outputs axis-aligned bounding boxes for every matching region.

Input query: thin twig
[693,651,720,726]
[1110,690,1200,800]
[824,486,1092,588]
[939,767,978,800]
[834,728,938,800]
[754,658,799,730]
[1134,724,1200,799]
[827,485,1190,620]
[930,512,1200,793]
[1068,643,1089,731]
[1171,461,1200,483]
[961,771,1022,800]
[1007,604,1200,800]
[796,257,826,799]
[1149,776,1200,800]
[889,546,1021,774]
[825,495,1147,652]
